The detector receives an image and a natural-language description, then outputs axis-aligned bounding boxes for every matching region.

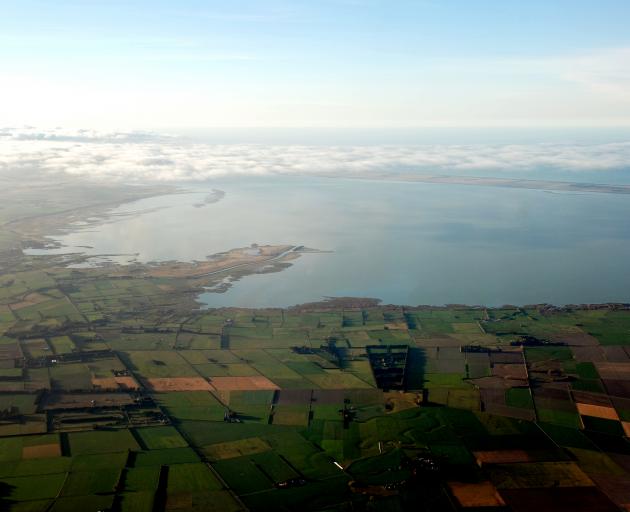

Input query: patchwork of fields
[1,253,630,510]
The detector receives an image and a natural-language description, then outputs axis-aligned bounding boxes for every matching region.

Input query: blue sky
[2,0,630,129]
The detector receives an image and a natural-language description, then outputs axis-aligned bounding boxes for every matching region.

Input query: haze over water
[30,175,630,308]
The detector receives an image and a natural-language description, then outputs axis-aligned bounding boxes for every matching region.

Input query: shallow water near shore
[27,176,630,307]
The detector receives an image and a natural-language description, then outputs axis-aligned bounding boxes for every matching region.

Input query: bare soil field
[492,364,528,380]
[448,481,505,507]
[483,404,536,421]
[595,363,630,381]
[489,352,524,364]
[145,377,213,391]
[572,390,613,407]
[602,347,630,363]
[91,376,140,390]
[499,487,619,512]
[474,450,534,465]
[603,380,630,398]
[575,403,619,420]
[572,346,606,363]
[22,443,62,459]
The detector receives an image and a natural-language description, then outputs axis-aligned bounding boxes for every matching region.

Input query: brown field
[385,322,408,330]
[208,376,279,391]
[91,376,140,390]
[572,346,606,363]
[532,385,571,401]
[483,404,536,421]
[9,292,50,311]
[383,391,421,412]
[499,487,619,512]
[492,363,528,380]
[474,450,534,466]
[276,389,312,406]
[414,335,462,348]
[604,380,630,398]
[0,341,23,360]
[602,347,630,363]
[572,390,613,407]
[145,377,212,391]
[489,462,594,489]
[552,331,600,346]
[596,363,630,381]
[448,481,505,507]
[22,443,62,459]
[590,473,630,510]
[41,392,134,409]
[481,388,505,405]
[489,351,524,364]
[576,402,620,420]
[471,376,527,389]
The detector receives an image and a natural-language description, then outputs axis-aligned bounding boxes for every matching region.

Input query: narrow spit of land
[327,172,630,195]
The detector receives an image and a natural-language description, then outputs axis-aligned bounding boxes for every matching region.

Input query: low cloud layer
[1,127,629,183]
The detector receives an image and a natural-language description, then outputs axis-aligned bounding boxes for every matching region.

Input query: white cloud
[1,127,629,183]
[0,126,167,143]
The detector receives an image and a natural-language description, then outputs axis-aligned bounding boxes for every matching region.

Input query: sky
[1,0,630,130]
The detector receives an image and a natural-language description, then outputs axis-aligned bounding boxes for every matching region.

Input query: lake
[28,176,630,308]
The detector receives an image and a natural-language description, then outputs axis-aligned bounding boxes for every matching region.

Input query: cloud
[0,126,167,143]
[1,127,629,183]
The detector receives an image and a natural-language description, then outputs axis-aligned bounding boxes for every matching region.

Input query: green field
[68,430,140,455]
[134,426,189,450]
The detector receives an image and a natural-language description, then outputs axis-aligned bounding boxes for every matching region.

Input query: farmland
[2,275,630,511]
[0,185,629,510]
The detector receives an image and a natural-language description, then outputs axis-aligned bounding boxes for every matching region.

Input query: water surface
[28,176,630,307]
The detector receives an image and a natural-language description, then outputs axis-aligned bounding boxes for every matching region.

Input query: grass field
[68,429,140,455]
[537,408,582,429]
[1,239,630,512]
[167,463,223,492]
[134,426,189,449]
[506,388,534,409]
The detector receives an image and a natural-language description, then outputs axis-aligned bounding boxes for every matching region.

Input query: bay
[28,176,630,307]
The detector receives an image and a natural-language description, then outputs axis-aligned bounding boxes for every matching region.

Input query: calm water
[29,176,630,307]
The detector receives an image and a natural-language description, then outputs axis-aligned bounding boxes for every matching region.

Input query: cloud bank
[1,127,629,183]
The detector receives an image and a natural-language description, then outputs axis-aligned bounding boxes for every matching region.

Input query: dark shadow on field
[0,482,16,512]
[152,465,169,512]
[237,414,267,422]
[129,427,149,450]
[405,347,426,390]
[59,432,71,456]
